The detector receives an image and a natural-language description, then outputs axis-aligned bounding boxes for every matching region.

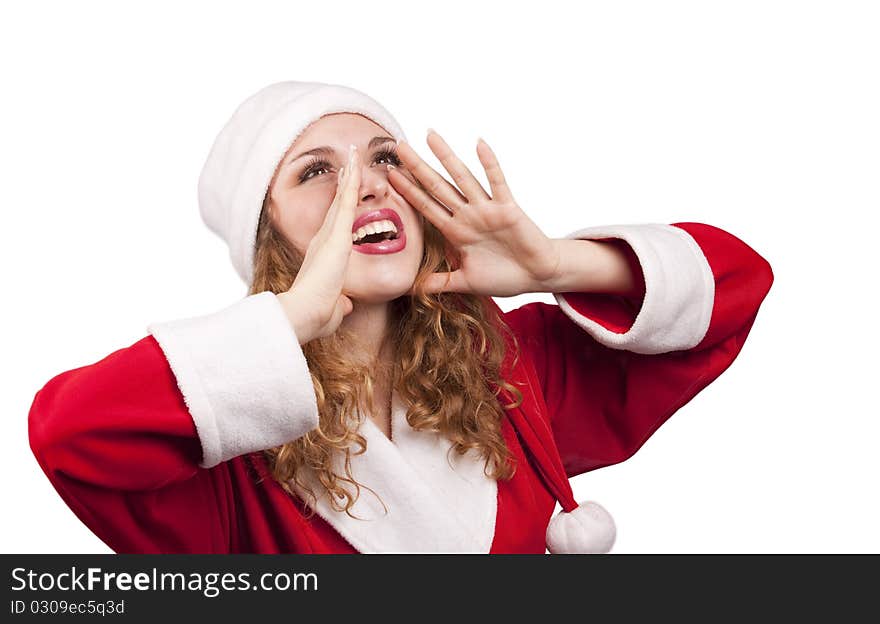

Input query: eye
[299,158,332,183]
[373,147,403,168]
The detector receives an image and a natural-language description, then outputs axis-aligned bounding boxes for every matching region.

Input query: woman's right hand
[277,144,362,345]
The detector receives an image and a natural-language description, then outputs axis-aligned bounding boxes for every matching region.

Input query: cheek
[274,190,332,251]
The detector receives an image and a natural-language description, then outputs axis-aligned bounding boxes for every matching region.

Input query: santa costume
[28,81,774,554]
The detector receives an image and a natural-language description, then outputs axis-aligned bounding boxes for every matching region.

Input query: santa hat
[198,80,408,288]
[502,395,617,553]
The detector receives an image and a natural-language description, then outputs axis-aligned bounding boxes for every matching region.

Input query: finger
[396,139,467,212]
[387,166,454,232]
[475,138,514,203]
[419,270,470,295]
[427,129,491,202]
[327,146,361,237]
[341,145,361,209]
[338,294,353,317]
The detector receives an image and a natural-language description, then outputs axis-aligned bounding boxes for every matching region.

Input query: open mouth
[354,231,400,245]
[351,209,406,254]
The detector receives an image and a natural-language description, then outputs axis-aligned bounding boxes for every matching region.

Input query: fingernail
[386,164,396,171]
[427,128,436,138]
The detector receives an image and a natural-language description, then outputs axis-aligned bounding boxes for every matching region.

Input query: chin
[351,290,409,305]
[348,276,416,304]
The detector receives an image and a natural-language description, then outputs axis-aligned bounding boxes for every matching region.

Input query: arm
[28,291,319,552]
[503,222,773,478]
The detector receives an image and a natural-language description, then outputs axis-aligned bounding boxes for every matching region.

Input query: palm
[436,210,558,296]
[387,131,560,297]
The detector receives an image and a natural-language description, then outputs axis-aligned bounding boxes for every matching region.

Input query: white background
[2,0,877,554]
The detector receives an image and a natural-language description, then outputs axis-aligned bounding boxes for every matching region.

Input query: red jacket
[28,222,773,553]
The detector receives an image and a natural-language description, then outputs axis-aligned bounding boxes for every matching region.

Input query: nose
[356,160,390,204]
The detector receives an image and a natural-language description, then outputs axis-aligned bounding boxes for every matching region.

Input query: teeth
[352,219,398,243]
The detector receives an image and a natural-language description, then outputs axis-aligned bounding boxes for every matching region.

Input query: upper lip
[352,208,404,235]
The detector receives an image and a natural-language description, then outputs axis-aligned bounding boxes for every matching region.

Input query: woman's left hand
[387,130,561,297]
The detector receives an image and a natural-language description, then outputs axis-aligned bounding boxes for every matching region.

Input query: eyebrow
[286,136,396,166]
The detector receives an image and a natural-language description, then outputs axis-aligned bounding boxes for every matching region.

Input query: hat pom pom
[546,501,616,554]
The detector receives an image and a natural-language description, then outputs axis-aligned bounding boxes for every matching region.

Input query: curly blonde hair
[251,192,524,519]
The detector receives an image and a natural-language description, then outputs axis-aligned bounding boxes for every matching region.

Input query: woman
[28,80,774,554]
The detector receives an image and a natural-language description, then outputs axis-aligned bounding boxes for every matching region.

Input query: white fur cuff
[147,291,319,468]
[554,224,715,354]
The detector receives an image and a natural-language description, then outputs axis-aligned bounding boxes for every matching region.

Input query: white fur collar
[288,389,498,553]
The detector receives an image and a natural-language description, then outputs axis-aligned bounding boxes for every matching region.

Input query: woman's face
[266,112,425,304]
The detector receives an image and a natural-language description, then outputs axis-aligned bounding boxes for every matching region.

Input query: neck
[339,299,395,366]
[340,299,399,435]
